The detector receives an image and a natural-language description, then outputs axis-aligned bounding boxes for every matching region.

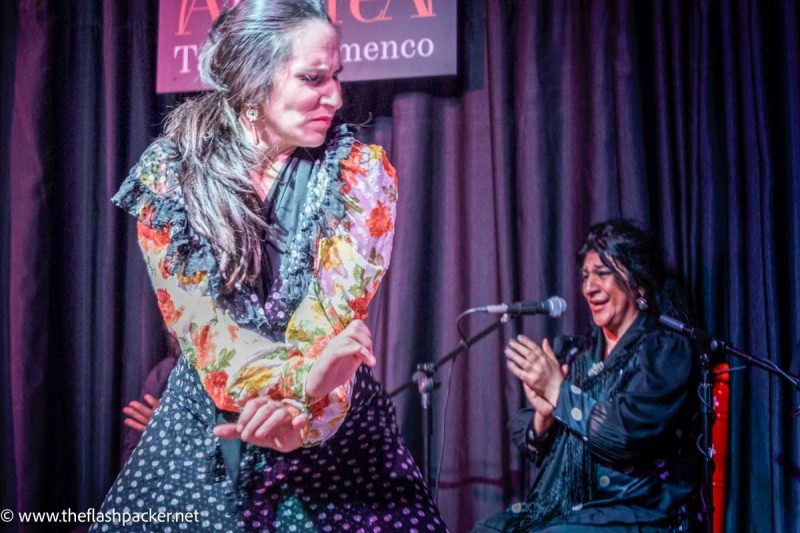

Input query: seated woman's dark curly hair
[577,218,690,321]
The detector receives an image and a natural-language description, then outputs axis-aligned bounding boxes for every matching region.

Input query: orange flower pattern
[129,141,396,447]
[203,370,237,411]
[365,202,394,238]
[137,205,171,252]
[192,324,216,369]
[348,295,369,320]
[155,288,183,328]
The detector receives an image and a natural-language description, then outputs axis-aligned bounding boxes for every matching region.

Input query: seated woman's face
[580,250,639,336]
[259,20,343,151]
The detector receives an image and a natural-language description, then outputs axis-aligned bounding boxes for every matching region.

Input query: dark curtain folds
[2,0,183,520]
[1,1,798,532]
[0,0,19,518]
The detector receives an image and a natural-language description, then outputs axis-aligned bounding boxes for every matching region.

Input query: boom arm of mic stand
[718,342,800,421]
[386,313,512,488]
[686,329,800,391]
[434,313,512,373]
[388,314,512,399]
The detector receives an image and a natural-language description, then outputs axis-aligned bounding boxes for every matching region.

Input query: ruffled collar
[113,124,356,338]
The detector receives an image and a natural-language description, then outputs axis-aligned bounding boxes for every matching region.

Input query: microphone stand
[660,317,800,533]
[388,313,512,487]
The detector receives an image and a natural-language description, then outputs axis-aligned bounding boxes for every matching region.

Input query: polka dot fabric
[91,356,447,532]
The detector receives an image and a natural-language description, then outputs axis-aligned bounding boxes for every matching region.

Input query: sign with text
[157,0,457,93]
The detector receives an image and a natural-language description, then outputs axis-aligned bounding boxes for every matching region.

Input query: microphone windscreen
[546,296,568,318]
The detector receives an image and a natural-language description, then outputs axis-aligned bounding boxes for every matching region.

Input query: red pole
[711,363,730,533]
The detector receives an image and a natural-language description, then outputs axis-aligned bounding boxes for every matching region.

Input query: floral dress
[92,126,446,532]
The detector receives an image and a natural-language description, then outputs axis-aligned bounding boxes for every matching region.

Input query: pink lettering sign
[157,0,457,93]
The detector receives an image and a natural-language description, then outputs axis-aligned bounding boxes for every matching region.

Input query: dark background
[1,1,798,531]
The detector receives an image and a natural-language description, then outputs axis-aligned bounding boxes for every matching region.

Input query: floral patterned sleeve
[136,221,306,412]
[116,138,397,446]
[313,143,397,324]
[284,142,398,442]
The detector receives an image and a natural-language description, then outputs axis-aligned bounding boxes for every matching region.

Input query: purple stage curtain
[1,1,798,532]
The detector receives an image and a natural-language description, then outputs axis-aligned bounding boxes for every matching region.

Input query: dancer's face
[258,20,343,153]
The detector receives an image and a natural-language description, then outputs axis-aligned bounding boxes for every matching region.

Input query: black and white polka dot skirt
[91,356,447,532]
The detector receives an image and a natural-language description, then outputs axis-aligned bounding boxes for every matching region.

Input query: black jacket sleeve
[508,408,556,465]
[551,331,693,466]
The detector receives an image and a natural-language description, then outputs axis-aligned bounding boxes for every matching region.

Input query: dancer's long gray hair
[164,0,329,293]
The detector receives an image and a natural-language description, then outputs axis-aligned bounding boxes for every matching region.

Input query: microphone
[658,314,723,353]
[476,296,567,318]
[658,314,694,335]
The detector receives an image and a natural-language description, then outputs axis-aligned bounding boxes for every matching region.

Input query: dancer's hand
[305,320,374,400]
[213,397,308,453]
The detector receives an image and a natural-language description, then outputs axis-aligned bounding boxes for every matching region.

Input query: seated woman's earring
[246,108,260,145]
[636,294,649,311]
